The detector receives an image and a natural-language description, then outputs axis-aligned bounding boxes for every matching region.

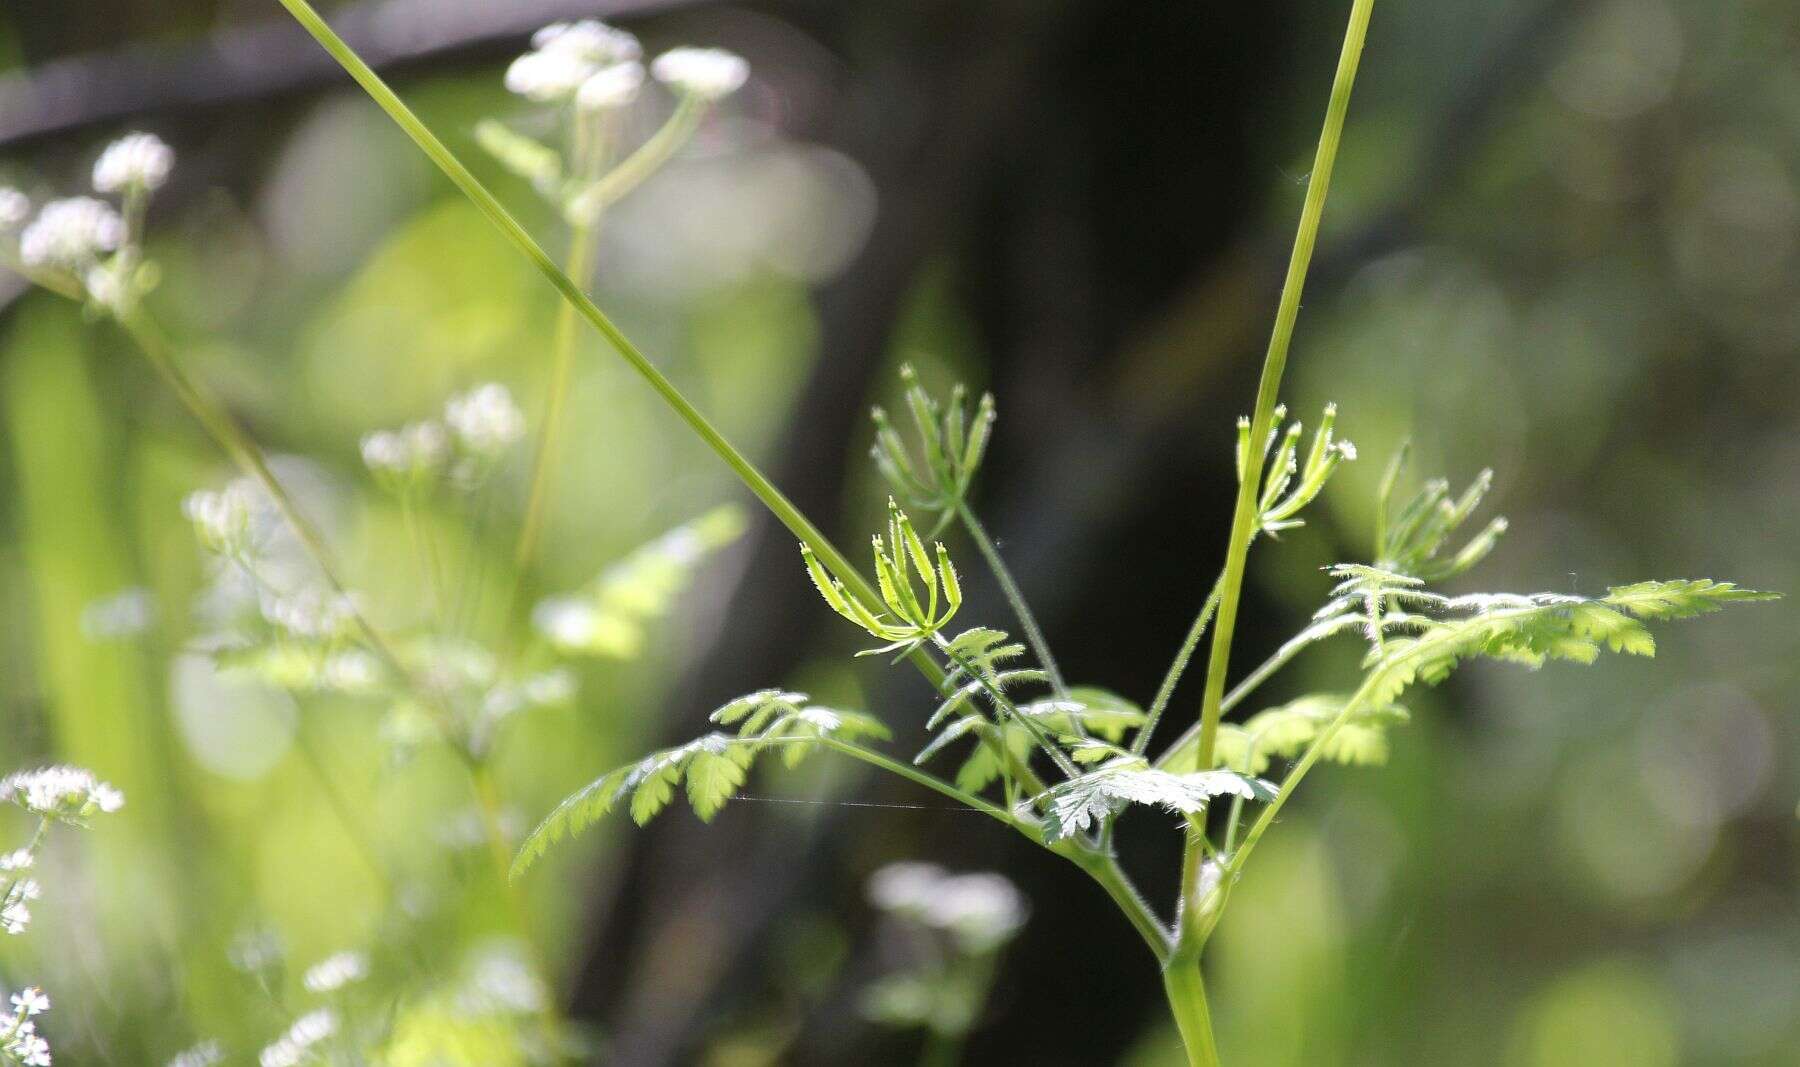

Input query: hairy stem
[1163,957,1222,1067]
[956,502,1068,698]
[1153,614,1360,770]
[1134,577,1223,757]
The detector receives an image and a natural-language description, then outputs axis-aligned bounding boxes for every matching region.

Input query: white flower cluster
[360,420,448,485]
[182,478,268,557]
[17,196,124,271]
[258,587,359,641]
[867,862,1028,953]
[651,47,750,100]
[0,765,125,823]
[1,987,51,1066]
[166,1039,225,1067]
[443,383,526,458]
[2,876,40,936]
[91,132,175,194]
[257,1009,336,1067]
[506,19,643,106]
[301,951,368,994]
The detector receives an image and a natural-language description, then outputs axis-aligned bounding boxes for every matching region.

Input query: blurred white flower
[1,901,29,935]
[81,586,157,641]
[507,19,641,103]
[1,1014,51,1066]
[0,187,29,230]
[360,419,448,482]
[259,1009,337,1067]
[84,259,133,313]
[445,383,525,456]
[576,61,646,112]
[651,47,750,100]
[167,1039,225,1067]
[0,851,32,872]
[92,132,175,194]
[183,480,260,556]
[302,951,368,993]
[258,587,358,641]
[0,765,125,821]
[533,596,600,650]
[867,862,1027,953]
[18,196,124,270]
[9,989,48,1017]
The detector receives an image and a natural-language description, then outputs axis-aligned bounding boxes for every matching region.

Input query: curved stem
[956,503,1067,698]
[274,0,948,690]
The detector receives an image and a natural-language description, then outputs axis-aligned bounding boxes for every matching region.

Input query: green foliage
[802,499,963,650]
[534,505,746,658]
[512,690,889,876]
[1212,694,1410,775]
[1373,448,1507,582]
[1038,763,1277,844]
[870,364,996,527]
[1236,403,1358,535]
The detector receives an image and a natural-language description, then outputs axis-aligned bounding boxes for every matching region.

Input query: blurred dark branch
[0,0,701,148]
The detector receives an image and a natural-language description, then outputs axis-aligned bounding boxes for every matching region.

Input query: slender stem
[579,95,704,210]
[1190,0,1375,777]
[1163,957,1222,1067]
[1153,614,1360,770]
[956,503,1067,698]
[932,632,1080,780]
[1227,671,1377,879]
[276,0,947,689]
[814,737,1019,827]
[1069,850,1172,961]
[505,214,599,634]
[919,1030,964,1067]
[1133,577,1223,757]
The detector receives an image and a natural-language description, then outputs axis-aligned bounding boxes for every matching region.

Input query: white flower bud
[651,47,750,100]
[302,951,369,993]
[576,61,645,111]
[18,197,124,270]
[92,132,175,193]
[445,383,525,456]
[507,20,641,103]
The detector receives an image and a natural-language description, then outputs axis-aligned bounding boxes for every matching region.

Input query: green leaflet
[511,691,891,877]
[1037,764,1278,844]
[1212,694,1410,775]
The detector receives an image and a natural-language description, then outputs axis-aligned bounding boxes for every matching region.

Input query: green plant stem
[814,737,1017,826]
[505,215,599,636]
[955,502,1068,698]
[919,1029,965,1067]
[1162,956,1222,1067]
[1153,614,1360,770]
[1068,849,1173,961]
[1134,577,1223,757]
[1190,0,1375,782]
[932,632,1080,780]
[273,0,943,673]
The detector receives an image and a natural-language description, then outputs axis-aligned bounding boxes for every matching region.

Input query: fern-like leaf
[1037,763,1277,843]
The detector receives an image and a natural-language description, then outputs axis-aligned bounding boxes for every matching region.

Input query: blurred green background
[0,0,1796,1063]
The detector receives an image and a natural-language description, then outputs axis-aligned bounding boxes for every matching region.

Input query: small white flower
[651,47,750,100]
[259,587,358,640]
[532,19,641,63]
[12,880,41,902]
[92,132,175,194]
[867,861,944,913]
[2,902,30,934]
[302,951,368,993]
[259,1009,337,1067]
[167,1039,225,1067]
[10,988,49,1016]
[0,187,29,230]
[0,850,33,872]
[577,61,645,111]
[320,649,382,693]
[445,383,525,456]
[183,480,262,555]
[507,19,641,103]
[925,872,1027,951]
[533,596,600,649]
[0,765,125,821]
[1335,439,1358,461]
[18,196,124,269]
[361,419,448,482]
